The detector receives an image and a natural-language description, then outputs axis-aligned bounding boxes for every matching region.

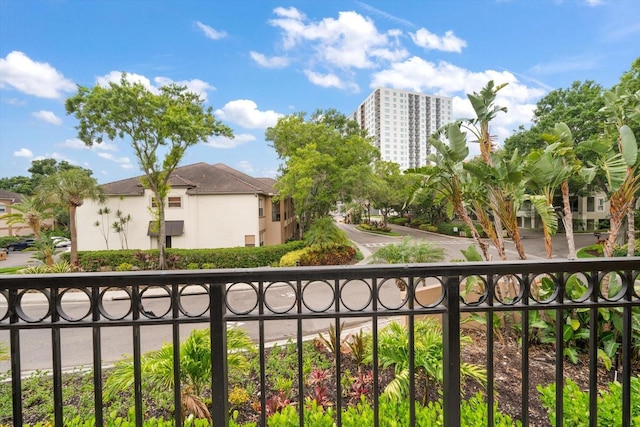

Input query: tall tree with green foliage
[266,109,379,234]
[368,160,411,227]
[36,169,104,268]
[65,73,232,269]
[504,80,606,157]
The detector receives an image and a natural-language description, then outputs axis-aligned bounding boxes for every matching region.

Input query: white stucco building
[75,163,297,251]
[350,87,453,171]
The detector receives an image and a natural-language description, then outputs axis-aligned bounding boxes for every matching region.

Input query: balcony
[1,258,639,426]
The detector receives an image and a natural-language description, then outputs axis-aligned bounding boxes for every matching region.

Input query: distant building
[75,163,297,251]
[350,87,453,171]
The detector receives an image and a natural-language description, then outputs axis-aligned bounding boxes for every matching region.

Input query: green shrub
[299,244,356,266]
[538,377,640,426]
[66,241,306,271]
[388,217,409,226]
[115,262,134,271]
[201,262,216,269]
[612,239,640,256]
[436,222,485,238]
[187,262,200,270]
[419,224,438,233]
[279,248,309,267]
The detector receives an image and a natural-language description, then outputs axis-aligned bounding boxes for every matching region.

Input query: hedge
[62,240,306,271]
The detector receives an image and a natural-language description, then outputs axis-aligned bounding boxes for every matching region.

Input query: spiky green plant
[374,319,486,403]
[104,327,256,419]
[368,237,444,265]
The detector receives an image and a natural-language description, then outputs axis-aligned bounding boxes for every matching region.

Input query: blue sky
[0,0,638,184]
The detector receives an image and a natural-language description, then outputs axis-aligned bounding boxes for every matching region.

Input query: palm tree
[0,195,48,238]
[36,169,104,267]
[422,123,491,261]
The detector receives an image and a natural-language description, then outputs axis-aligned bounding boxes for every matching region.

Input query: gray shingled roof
[0,189,23,202]
[100,163,276,196]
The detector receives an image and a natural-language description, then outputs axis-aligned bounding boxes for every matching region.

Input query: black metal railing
[1,258,639,426]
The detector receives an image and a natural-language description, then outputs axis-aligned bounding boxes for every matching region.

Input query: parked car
[5,238,36,252]
[51,236,71,248]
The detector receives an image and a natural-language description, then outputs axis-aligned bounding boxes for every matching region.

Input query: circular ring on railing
[377,277,407,311]
[0,290,9,322]
[634,271,640,299]
[460,275,488,306]
[263,281,296,314]
[178,284,211,318]
[98,287,132,321]
[139,285,172,319]
[339,279,372,312]
[412,276,444,309]
[57,288,92,322]
[15,289,51,323]
[225,282,259,315]
[598,271,627,302]
[493,274,524,305]
[301,280,335,313]
[564,272,593,303]
[529,273,559,304]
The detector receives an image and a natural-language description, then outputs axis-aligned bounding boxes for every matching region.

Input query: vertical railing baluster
[210,282,229,426]
[334,279,343,427]
[588,271,598,427]
[172,283,182,426]
[372,278,380,427]
[443,274,461,427]
[521,274,530,427]
[296,279,304,427]
[258,281,267,427]
[91,286,104,427]
[9,289,23,427]
[51,287,63,427]
[554,273,565,427]
[132,285,143,427]
[486,275,494,427]
[407,276,415,427]
[621,269,633,427]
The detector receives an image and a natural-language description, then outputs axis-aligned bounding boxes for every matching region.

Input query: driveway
[0,250,39,269]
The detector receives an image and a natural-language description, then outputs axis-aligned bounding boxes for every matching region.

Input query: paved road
[0,226,597,373]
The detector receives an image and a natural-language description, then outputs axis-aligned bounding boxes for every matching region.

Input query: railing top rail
[0,257,638,289]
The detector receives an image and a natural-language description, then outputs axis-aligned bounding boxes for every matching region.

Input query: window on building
[259,231,265,247]
[587,197,595,212]
[168,196,181,208]
[0,203,5,213]
[258,197,264,217]
[245,235,256,247]
[597,198,604,211]
[272,201,281,221]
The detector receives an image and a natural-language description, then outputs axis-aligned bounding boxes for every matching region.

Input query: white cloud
[250,51,290,69]
[14,148,33,158]
[237,160,255,174]
[32,110,62,125]
[0,51,76,99]
[273,6,306,21]
[96,72,214,101]
[206,133,256,149]
[195,21,227,40]
[60,138,118,151]
[584,0,604,5]
[410,28,467,53]
[304,70,360,92]
[3,97,26,106]
[215,100,283,129]
[154,77,214,102]
[97,152,134,169]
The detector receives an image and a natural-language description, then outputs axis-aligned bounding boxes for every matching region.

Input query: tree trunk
[561,181,577,259]
[69,204,78,268]
[627,199,636,257]
[456,205,490,261]
[158,201,167,270]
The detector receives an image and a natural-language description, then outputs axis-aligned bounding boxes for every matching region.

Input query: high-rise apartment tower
[350,88,453,171]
